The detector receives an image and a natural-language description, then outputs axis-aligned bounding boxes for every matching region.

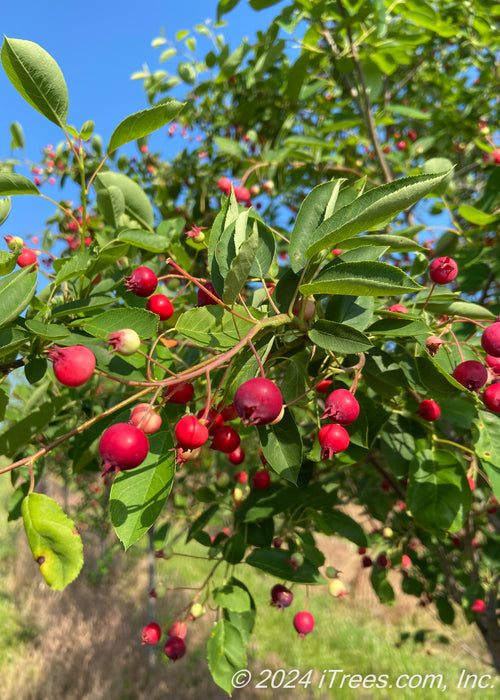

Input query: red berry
[129,404,162,434]
[483,384,500,412]
[234,378,283,426]
[316,379,332,394]
[220,403,239,421]
[211,425,240,453]
[197,407,224,435]
[125,267,158,297]
[164,382,194,404]
[322,389,359,424]
[293,611,314,638]
[48,345,96,387]
[396,140,407,151]
[141,622,162,646]
[146,294,174,320]
[197,281,220,306]
[17,248,38,268]
[471,599,486,614]
[429,257,458,285]
[361,555,373,568]
[416,399,441,421]
[318,424,350,460]
[481,322,500,357]
[270,584,293,609]
[486,354,500,373]
[234,186,251,202]
[234,470,248,484]
[227,446,245,465]
[252,469,271,490]
[175,415,209,450]
[217,176,232,195]
[99,423,149,474]
[168,621,187,639]
[452,360,488,391]
[426,335,443,356]
[388,304,408,313]
[164,636,186,661]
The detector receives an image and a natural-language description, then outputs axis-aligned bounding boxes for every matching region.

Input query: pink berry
[322,388,359,424]
[234,470,248,484]
[107,328,141,356]
[293,611,314,638]
[168,621,187,639]
[211,425,240,453]
[429,257,458,285]
[17,248,38,268]
[99,423,149,474]
[481,322,500,358]
[483,384,500,412]
[129,404,162,434]
[234,377,283,426]
[252,469,271,490]
[227,446,245,465]
[197,281,220,306]
[471,599,486,614]
[125,267,158,297]
[318,424,350,460]
[396,140,407,151]
[164,382,194,404]
[217,176,232,195]
[270,584,293,609]
[48,345,96,387]
[486,354,500,373]
[146,294,174,320]
[164,636,186,660]
[416,399,441,421]
[141,622,162,646]
[234,186,251,202]
[175,415,209,450]
[388,304,408,313]
[452,360,488,391]
[426,335,443,356]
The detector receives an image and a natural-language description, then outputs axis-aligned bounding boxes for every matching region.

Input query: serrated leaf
[207,620,247,696]
[82,308,159,339]
[256,408,302,484]
[96,185,125,228]
[108,100,184,153]
[1,37,69,127]
[223,227,258,304]
[25,319,70,340]
[22,493,83,590]
[53,251,91,285]
[0,172,40,196]
[305,171,452,259]
[109,431,175,549]
[301,261,422,297]
[0,267,38,329]
[308,320,372,353]
[175,305,254,349]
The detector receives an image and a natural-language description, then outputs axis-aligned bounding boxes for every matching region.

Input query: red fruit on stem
[486,355,500,373]
[426,335,443,356]
[211,425,240,453]
[270,584,293,609]
[228,446,245,465]
[99,423,149,474]
[164,382,194,404]
[318,424,350,460]
[107,328,141,356]
[221,403,239,421]
[483,384,500,413]
[129,404,162,434]
[146,294,174,320]
[481,322,500,357]
[416,399,441,421]
[48,345,96,387]
[252,469,271,490]
[125,267,158,297]
[175,415,209,450]
[396,140,407,151]
[429,257,458,285]
[17,248,38,268]
[234,470,248,484]
[197,407,224,435]
[293,611,315,638]
[471,599,486,614]
[322,388,359,424]
[316,379,332,394]
[388,304,408,314]
[164,636,186,661]
[452,360,488,391]
[141,622,162,646]
[168,621,187,639]
[234,377,283,426]
[197,281,220,306]
[361,555,373,568]
[234,186,251,202]
[217,176,232,195]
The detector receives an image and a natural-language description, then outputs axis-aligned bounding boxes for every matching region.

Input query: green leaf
[95,171,154,230]
[340,234,426,253]
[108,100,185,153]
[22,493,83,590]
[473,411,500,503]
[217,0,242,19]
[214,136,246,159]
[53,250,91,285]
[50,295,112,318]
[223,227,258,304]
[289,178,346,273]
[384,104,431,120]
[367,317,431,337]
[245,547,326,584]
[80,120,94,140]
[117,229,170,253]
[82,307,159,339]
[286,53,309,103]
[0,197,11,225]
[25,319,70,340]
[307,509,368,547]
[414,299,496,320]
[370,565,395,605]
[96,185,125,228]
[300,261,422,297]
[324,295,374,331]
[187,504,219,543]
[305,171,452,258]
[175,305,254,350]
[308,320,372,353]
[10,120,24,150]
[435,596,455,625]
[0,267,38,329]
[109,430,175,549]
[458,204,499,226]
[0,172,40,196]
[213,583,251,612]
[1,37,69,127]
[222,578,256,642]
[207,620,247,696]
[0,327,29,358]
[257,408,303,484]
[0,250,16,276]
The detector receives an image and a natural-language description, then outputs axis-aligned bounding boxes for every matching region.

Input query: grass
[0,473,498,699]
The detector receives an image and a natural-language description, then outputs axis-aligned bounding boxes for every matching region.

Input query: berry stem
[447,327,465,362]
[432,436,475,455]
[421,282,436,314]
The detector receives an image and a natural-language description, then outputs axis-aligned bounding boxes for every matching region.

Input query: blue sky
[0,0,282,244]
